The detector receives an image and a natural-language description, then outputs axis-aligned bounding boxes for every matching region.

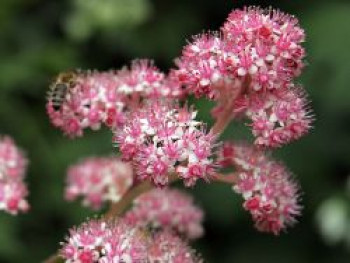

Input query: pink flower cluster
[115,100,216,187]
[61,219,201,263]
[222,7,305,85]
[47,60,182,137]
[45,6,313,245]
[125,188,204,240]
[116,60,183,99]
[61,219,148,263]
[175,7,311,147]
[65,157,133,209]
[0,136,29,215]
[219,142,301,234]
[236,87,312,147]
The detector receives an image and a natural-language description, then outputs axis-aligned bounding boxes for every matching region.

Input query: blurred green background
[0,0,350,262]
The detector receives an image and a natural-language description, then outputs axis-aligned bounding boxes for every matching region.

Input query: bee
[48,70,80,111]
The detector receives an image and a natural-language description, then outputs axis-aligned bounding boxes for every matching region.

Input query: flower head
[124,188,204,240]
[47,60,183,137]
[61,219,148,263]
[219,142,301,234]
[175,33,231,100]
[115,100,216,187]
[148,231,202,263]
[47,70,121,137]
[174,7,311,147]
[65,157,133,209]
[237,87,312,147]
[176,7,305,97]
[0,136,29,214]
[117,59,183,99]
[222,7,305,88]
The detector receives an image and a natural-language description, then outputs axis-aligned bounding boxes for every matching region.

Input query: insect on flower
[47,70,80,111]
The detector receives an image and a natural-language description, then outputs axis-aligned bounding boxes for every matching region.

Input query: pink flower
[148,231,202,263]
[175,33,230,100]
[174,7,311,147]
[124,188,204,240]
[242,87,312,147]
[61,219,148,262]
[0,136,29,215]
[176,7,305,97]
[47,70,122,137]
[65,157,133,209]
[115,100,216,187]
[117,59,183,100]
[222,7,305,89]
[219,142,301,234]
[47,60,183,137]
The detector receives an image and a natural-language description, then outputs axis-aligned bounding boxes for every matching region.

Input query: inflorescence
[47,60,183,138]
[61,219,201,263]
[41,6,314,263]
[61,219,148,262]
[0,136,29,215]
[65,157,133,209]
[175,7,312,147]
[219,142,301,234]
[115,100,216,187]
[125,188,204,240]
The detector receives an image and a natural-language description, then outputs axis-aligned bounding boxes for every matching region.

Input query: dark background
[0,0,349,262]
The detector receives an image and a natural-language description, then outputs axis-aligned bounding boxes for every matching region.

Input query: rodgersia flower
[222,7,305,87]
[148,231,202,263]
[47,70,120,137]
[124,188,204,240]
[0,136,29,215]
[65,157,133,210]
[47,60,183,137]
[116,59,183,100]
[61,219,148,262]
[175,7,311,147]
[175,33,230,100]
[177,7,305,97]
[219,142,301,234]
[236,87,312,147]
[115,100,216,187]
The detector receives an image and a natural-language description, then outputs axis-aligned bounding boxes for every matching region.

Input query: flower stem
[211,105,234,135]
[104,181,153,219]
[210,77,249,135]
[105,173,178,219]
[44,255,63,263]
[213,172,239,184]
